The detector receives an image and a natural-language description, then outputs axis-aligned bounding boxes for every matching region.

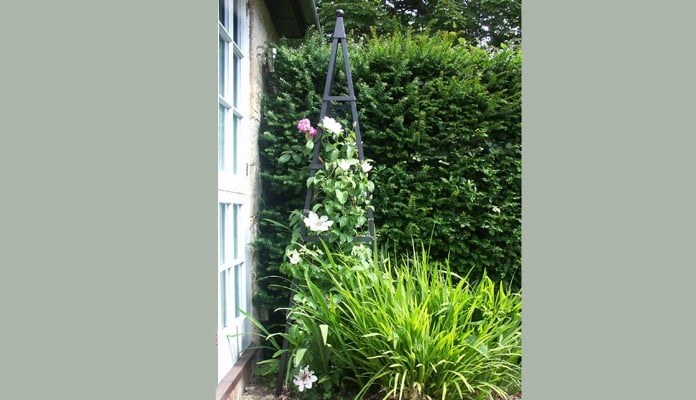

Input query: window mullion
[219,23,232,42]
[231,42,244,58]
[220,96,241,117]
[218,96,231,109]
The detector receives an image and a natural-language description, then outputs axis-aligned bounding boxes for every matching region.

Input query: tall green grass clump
[292,244,521,400]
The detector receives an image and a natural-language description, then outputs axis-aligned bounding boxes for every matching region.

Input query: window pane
[232,116,239,175]
[233,53,241,108]
[218,203,227,265]
[218,38,226,96]
[234,263,240,317]
[233,204,240,259]
[239,262,248,318]
[220,269,227,327]
[218,105,225,171]
[226,269,234,326]
[233,0,241,44]
[219,0,225,26]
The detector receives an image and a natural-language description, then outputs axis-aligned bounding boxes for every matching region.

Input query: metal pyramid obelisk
[274,11,374,396]
[300,9,375,243]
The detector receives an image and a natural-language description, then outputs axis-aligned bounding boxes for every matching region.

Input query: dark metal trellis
[274,10,373,396]
[299,8,375,243]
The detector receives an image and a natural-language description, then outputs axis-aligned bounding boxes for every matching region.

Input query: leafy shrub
[256,30,521,319]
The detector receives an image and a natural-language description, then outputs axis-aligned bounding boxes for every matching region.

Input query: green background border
[523,1,696,398]
[2,1,696,399]
[1,1,216,398]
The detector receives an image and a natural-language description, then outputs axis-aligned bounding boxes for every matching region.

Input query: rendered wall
[246,0,277,327]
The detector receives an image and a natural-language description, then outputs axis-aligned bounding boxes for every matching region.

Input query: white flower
[287,250,301,264]
[492,206,501,213]
[350,244,371,258]
[321,116,343,134]
[303,211,334,232]
[293,366,318,392]
[361,161,373,173]
[337,159,353,171]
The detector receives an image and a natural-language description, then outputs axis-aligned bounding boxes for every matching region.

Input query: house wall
[247,0,277,330]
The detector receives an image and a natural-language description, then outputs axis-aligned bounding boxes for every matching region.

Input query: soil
[239,376,288,400]
[239,376,522,400]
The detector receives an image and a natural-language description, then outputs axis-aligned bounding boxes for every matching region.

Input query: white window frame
[218,0,251,383]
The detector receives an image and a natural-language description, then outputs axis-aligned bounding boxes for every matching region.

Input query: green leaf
[335,189,348,204]
[319,324,329,345]
[294,347,307,368]
[465,335,489,358]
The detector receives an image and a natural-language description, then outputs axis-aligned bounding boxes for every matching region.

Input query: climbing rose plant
[269,116,376,398]
[279,116,375,283]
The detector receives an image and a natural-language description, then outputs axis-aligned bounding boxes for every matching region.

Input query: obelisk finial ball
[336,9,344,17]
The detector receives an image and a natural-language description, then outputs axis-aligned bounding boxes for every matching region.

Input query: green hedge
[255,31,520,319]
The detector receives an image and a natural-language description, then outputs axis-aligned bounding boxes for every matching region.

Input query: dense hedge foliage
[255,31,521,319]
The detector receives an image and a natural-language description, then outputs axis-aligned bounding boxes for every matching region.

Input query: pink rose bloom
[308,127,318,138]
[297,118,312,133]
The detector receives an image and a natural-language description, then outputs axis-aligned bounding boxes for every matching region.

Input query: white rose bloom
[321,116,343,134]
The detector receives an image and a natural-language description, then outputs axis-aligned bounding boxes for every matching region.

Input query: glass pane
[232,0,241,44]
[219,0,225,26]
[240,262,248,318]
[234,264,240,317]
[232,117,239,175]
[219,269,227,327]
[218,203,226,265]
[233,53,241,108]
[218,38,226,97]
[226,269,234,326]
[218,105,225,171]
[233,204,239,259]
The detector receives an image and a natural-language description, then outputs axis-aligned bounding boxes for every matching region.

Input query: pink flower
[297,118,312,133]
[298,119,318,138]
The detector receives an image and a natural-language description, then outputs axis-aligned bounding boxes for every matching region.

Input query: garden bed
[239,375,522,400]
